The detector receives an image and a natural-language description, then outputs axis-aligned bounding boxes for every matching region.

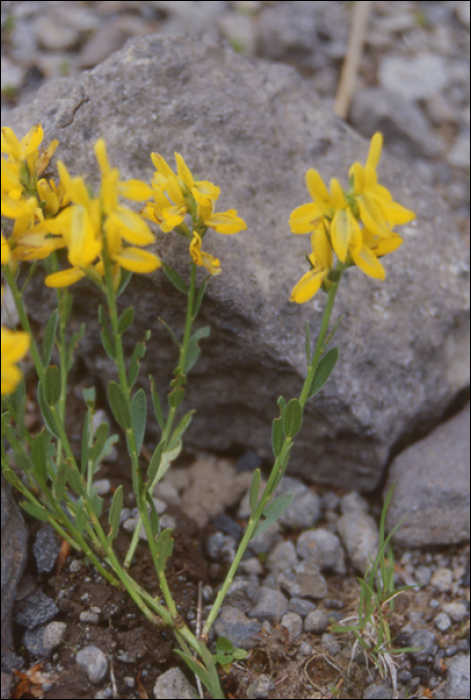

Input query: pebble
[15,590,59,629]
[296,527,345,573]
[289,597,316,618]
[75,645,108,684]
[224,576,260,613]
[245,674,275,699]
[277,560,328,600]
[272,477,321,529]
[280,612,303,639]
[363,683,392,699]
[248,586,289,623]
[267,539,299,574]
[444,654,471,699]
[443,601,469,623]
[33,525,61,574]
[336,511,379,575]
[304,609,329,634]
[23,621,66,658]
[434,612,452,632]
[153,667,196,700]
[409,628,436,663]
[431,568,454,593]
[213,606,261,649]
[379,53,449,100]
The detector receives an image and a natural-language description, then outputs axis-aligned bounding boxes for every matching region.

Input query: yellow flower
[1,325,30,396]
[189,232,221,275]
[291,227,333,304]
[1,124,58,185]
[350,133,416,238]
[44,141,160,287]
[289,169,333,235]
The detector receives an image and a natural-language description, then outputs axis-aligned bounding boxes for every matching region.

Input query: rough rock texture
[1,476,28,672]
[385,403,470,547]
[3,33,470,490]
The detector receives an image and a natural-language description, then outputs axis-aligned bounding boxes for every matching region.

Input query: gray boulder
[4,33,469,490]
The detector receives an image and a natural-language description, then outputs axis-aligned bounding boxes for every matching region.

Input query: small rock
[337,511,379,575]
[409,629,436,663]
[79,610,100,625]
[33,525,61,574]
[207,532,237,563]
[434,612,452,632]
[278,560,327,600]
[363,683,392,699]
[213,606,261,649]
[431,568,454,593]
[321,632,340,656]
[94,479,111,496]
[296,528,345,573]
[304,609,328,634]
[340,492,369,514]
[153,667,196,700]
[249,587,289,624]
[447,131,471,170]
[444,654,470,699]
[248,520,280,555]
[289,597,316,618]
[23,621,66,658]
[280,612,303,638]
[443,601,468,623]
[454,1,471,28]
[273,477,321,529]
[76,645,108,684]
[15,590,59,629]
[246,674,275,699]
[225,576,260,613]
[267,539,299,574]
[298,641,313,656]
[379,53,448,100]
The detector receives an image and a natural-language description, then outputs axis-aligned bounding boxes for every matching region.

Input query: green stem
[204,270,343,638]
[2,264,45,385]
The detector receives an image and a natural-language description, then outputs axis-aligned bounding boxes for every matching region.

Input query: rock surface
[3,33,469,491]
[385,403,470,547]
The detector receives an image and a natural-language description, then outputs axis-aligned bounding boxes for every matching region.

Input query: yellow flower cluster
[1,272,30,396]
[289,133,416,303]
[42,139,161,288]
[141,151,247,275]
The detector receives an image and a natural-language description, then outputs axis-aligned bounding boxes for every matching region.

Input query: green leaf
[305,322,311,365]
[146,492,160,546]
[271,443,293,493]
[66,323,86,372]
[128,330,151,388]
[75,497,88,534]
[41,309,58,366]
[168,410,195,452]
[184,326,210,373]
[20,501,50,522]
[271,417,284,457]
[62,290,73,325]
[162,262,189,294]
[252,492,293,540]
[150,441,182,484]
[108,485,123,543]
[146,441,165,484]
[98,305,115,359]
[131,389,147,456]
[82,386,96,407]
[159,318,180,348]
[89,487,103,518]
[193,275,210,318]
[216,636,234,653]
[63,460,85,496]
[80,409,90,474]
[282,397,303,438]
[37,380,61,439]
[116,268,133,297]
[31,432,47,489]
[249,468,261,516]
[89,422,110,465]
[173,650,211,689]
[44,365,61,407]
[277,396,286,413]
[155,528,174,573]
[117,306,135,335]
[53,467,67,503]
[150,376,165,430]
[107,381,131,430]
[308,346,339,398]
[232,648,248,660]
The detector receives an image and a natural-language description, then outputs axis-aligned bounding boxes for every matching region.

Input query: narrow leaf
[150,375,165,430]
[159,318,180,348]
[108,485,123,543]
[37,381,61,439]
[63,460,85,496]
[184,326,210,373]
[66,323,86,372]
[146,441,166,484]
[44,365,61,407]
[251,492,293,540]
[131,388,147,456]
[162,262,189,294]
[282,397,303,438]
[89,422,110,464]
[80,409,90,474]
[128,330,151,388]
[249,468,261,516]
[116,268,133,297]
[117,306,135,335]
[193,275,210,318]
[308,346,339,398]
[271,417,283,457]
[20,502,50,522]
[41,309,58,366]
[98,304,115,359]
[107,381,131,430]
[168,410,195,452]
[155,528,174,573]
